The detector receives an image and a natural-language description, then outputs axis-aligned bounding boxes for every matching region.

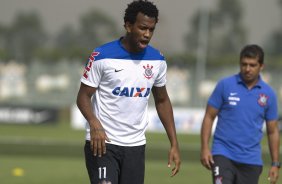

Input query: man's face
[240,57,264,85]
[125,12,157,52]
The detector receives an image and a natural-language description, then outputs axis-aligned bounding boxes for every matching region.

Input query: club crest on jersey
[143,64,154,79]
[258,94,268,107]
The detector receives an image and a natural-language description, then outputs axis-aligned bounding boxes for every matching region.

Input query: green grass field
[0,122,281,184]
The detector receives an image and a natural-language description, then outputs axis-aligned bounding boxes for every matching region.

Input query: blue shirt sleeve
[265,90,278,122]
[208,80,224,110]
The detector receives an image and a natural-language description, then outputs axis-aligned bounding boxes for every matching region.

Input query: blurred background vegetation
[1,0,282,64]
[0,0,282,111]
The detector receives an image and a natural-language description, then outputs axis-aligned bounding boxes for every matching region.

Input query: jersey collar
[236,73,263,89]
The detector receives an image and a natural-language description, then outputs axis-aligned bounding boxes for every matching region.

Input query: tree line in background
[0,10,120,64]
[184,0,282,67]
[0,0,282,67]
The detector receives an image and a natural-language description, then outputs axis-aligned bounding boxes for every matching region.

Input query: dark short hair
[124,0,159,24]
[240,44,264,65]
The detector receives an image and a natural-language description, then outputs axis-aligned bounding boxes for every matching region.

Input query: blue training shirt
[208,74,278,165]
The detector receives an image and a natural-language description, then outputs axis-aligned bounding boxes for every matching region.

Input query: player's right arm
[200,105,218,170]
[76,83,110,157]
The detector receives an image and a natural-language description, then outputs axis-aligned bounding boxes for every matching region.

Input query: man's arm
[266,120,280,184]
[76,83,109,157]
[200,105,218,170]
[152,86,181,177]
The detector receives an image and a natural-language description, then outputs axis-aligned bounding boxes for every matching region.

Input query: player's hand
[268,166,279,184]
[89,122,110,157]
[168,145,181,177]
[200,147,214,170]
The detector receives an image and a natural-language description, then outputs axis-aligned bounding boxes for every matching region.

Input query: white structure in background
[71,105,218,134]
[167,67,190,104]
[71,104,86,129]
[36,74,70,92]
[147,107,210,134]
[0,61,27,99]
[198,80,216,98]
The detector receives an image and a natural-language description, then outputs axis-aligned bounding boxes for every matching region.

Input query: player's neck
[120,36,143,53]
[244,78,259,89]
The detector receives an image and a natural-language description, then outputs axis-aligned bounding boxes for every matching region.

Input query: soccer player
[200,44,280,184]
[76,1,181,184]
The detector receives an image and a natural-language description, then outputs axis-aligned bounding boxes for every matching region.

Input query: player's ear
[260,63,264,71]
[124,22,132,33]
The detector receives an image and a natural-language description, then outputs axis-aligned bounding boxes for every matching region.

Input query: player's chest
[102,60,160,84]
[223,88,269,113]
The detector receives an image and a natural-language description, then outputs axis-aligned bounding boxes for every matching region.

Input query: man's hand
[200,147,214,170]
[268,166,279,184]
[90,123,110,157]
[168,145,181,177]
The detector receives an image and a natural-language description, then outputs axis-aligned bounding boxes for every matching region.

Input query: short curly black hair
[240,44,264,65]
[124,0,159,24]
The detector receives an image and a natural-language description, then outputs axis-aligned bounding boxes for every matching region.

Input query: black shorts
[212,155,262,184]
[84,141,145,184]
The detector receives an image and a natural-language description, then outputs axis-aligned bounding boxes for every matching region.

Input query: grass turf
[0,122,281,184]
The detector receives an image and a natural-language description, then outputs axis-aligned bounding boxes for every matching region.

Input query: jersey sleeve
[153,61,167,87]
[208,80,224,110]
[80,51,103,88]
[265,90,278,122]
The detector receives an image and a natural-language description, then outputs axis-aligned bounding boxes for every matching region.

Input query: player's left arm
[266,119,280,184]
[152,85,181,177]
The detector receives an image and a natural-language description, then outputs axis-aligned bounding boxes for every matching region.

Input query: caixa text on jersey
[112,87,151,97]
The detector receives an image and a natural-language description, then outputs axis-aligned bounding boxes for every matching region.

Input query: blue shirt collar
[236,73,263,89]
[118,37,146,55]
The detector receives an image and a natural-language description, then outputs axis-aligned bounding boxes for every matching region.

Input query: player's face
[239,57,264,86]
[125,12,157,52]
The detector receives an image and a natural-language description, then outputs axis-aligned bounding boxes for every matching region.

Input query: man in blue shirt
[200,44,280,184]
